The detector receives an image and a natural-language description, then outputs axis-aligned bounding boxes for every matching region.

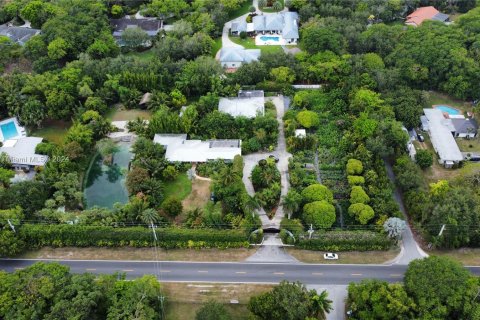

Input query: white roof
[154,134,241,162]
[0,137,48,166]
[423,109,463,162]
[295,129,306,138]
[218,92,265,118]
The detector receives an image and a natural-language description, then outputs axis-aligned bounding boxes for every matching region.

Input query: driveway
[242,96,292,229]
[384,160,428,265]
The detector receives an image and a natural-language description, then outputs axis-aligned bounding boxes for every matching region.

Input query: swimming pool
[0,121,19,141]
[435,105,460,115]
[259,36,280,42]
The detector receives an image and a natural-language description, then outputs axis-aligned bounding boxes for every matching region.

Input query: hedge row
[297,231,393,251]
[19,225,250,249]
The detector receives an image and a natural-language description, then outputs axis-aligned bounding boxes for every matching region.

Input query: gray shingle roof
[0,24,40,45]
[432,12,449,22]
[219,47,261,63]
[231,21,247,33]
[251,12,299,39]
[110,18,162,36]
[451,118,478,134]
[282,12,299,39]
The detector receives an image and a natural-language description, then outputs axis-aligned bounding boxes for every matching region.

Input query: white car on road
[323,252,338,260]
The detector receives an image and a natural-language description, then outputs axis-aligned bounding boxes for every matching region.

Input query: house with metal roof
[218,47,261,69]
[423,109,463,168]
[0,137,48,170]
[405,7,449,27]
[218,90,265,118]
[0,24,40,45]
[153,134,241,163]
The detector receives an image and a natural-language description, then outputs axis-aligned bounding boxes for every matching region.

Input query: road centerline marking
[198,270,209,273]
[122,269,134,272]
[312,272,323,275]
[389,274,402,277]
[351,273,362,276]
[235,271,246,274]
[85,268,97,271]
[159,270,171,273]
[273,272,285,275]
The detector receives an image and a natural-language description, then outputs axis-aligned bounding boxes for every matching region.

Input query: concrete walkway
[384,160,428,265]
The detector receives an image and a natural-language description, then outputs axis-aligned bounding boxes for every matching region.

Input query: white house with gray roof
[230,12,299,44]
[219,47,261,69]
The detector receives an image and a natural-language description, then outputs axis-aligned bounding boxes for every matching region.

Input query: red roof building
[405,6,449,27]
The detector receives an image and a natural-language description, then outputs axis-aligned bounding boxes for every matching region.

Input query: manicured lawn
[106,106,153,121]
[124,49,155,62]
[228,0,253,19]
[260,0,285,13]
[229,36,284,54]
[286,248,400,264]
[456,137,480,153]
[31,120,70,145]
[163,173,192,201]
[211,37,222,57]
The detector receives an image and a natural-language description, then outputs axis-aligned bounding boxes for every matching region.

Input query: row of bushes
[19,225,250,249]
[296,231,393,251]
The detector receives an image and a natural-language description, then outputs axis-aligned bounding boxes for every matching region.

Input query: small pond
[84,141,132,209]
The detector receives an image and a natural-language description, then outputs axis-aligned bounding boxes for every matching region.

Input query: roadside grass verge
[285,248,400,264]
[20,247,255,262]
[430,248,480,266]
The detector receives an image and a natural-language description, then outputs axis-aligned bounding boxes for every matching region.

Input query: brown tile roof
[406,6,440,26]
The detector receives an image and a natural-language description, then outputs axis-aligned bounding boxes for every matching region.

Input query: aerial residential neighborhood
[0,0,480,319]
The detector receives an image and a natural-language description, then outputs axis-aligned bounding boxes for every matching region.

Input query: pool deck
[0,117,26,142]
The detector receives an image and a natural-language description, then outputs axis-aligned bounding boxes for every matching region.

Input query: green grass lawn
[228,0,253,19]
[260,0,285,13]
[31,120,70,145]
[229,36,283,54]
[163,173,192,201]
[106,106,153,121]
[124,49,155,63]
[211,37,222,57]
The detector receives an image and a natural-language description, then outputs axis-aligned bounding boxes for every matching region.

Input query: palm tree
[137,208,160,225]
[310,290,333,320]
[258,0,267,8]
[243,195,260,217]
[282,190,301,219]
[272,1,282,11]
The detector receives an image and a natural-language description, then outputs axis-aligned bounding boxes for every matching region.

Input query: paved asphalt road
[1,259,479,285]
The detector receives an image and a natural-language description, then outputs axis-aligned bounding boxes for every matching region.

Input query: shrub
[18,225,249,250]
[301,184,333,203]
[303,201,336,229]
[415,149,433,169]
[297,231,393,251]
[280,218,304,236]
[348,203,375,224]
[346,159,363,175]
[161,198,183,217]
[196,300,232,320]
[296,110,320,128]
[347,175,365,186]
[350,186,370,204]
[239,31,247,39]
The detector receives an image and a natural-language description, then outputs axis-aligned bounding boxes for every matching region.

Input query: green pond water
[84,142,132,209]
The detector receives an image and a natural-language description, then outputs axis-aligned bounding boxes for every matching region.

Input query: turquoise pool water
[436,105,460,115]
[260,36,280,42]
[84,141,132,209]
[0,121,19,140]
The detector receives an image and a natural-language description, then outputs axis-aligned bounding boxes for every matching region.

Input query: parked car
[323,252,338,260]
[269,155,279,163]
[417,133,425,142]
